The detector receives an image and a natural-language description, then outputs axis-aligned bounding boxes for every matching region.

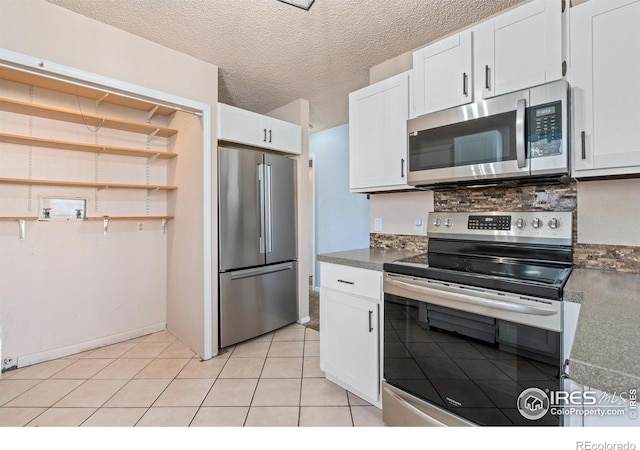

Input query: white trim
[18,323,166,368]
[298,316,311,325]
[309,154,317,288]
[0,48,214,361]
[202,103,213,360]
[0,49,203,113]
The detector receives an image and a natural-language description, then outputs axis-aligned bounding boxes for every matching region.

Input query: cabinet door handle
[462,72,468,97]
[401,158,405,178]
[581,131,586,160]
[485,65,491,91]
[337,279,354,285]
[268,129,272,143]
[368,310,373,333]
[263,128,267,142]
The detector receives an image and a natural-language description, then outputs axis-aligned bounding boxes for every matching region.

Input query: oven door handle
[385,276,558,316]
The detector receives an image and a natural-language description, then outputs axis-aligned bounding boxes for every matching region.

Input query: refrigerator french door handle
[265,164,273,253]
[258,163,265,254]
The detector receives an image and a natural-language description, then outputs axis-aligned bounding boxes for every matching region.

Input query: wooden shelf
[0,97,178,138]
[0,132,177,159]
[0,66,176,117]
[0,216,38,221]
[0,177,177,191]
[85,216,174,221]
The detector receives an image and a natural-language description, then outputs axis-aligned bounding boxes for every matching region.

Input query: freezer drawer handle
[337,279,355,285]
[230,262,294,280]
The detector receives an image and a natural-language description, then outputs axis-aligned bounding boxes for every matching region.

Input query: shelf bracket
[146,128,159,148]
[162,218,168,234]
[18,219,26,240]
[146,153,160,164]
[96,93,110,108]
[103,218,109,236]
[146,105,159,121]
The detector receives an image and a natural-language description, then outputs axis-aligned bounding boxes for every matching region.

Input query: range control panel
[428,211,573,245]
[468,215,511,231]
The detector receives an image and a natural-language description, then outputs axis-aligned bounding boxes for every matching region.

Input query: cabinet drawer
[320,263,382,300]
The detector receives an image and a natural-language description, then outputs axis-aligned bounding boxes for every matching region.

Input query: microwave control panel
[528,101,562,158]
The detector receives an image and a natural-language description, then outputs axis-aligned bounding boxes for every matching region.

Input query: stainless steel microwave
[407,80,569,187]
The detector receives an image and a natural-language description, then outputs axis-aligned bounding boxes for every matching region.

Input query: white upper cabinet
[217,103,302,155]
[473,0,563,100]
[349,71,412,193]
[570,0,640,177]
[413,29,473,116]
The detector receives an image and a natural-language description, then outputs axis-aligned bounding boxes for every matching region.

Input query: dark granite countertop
[564,268,640,394]
[317,247,422,272]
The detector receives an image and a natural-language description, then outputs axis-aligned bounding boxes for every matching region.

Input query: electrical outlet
[137,222,144,233]
[374,218,383,232]
[2,356,16,372]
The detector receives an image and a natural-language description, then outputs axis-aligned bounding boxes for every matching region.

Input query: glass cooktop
[384,252,572,300]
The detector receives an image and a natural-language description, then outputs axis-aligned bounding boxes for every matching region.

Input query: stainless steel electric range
[382,211,573,426]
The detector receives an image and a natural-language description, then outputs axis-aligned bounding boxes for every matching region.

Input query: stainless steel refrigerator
[218,146,298,348]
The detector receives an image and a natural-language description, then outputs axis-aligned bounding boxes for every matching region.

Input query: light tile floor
[0,323,384,427]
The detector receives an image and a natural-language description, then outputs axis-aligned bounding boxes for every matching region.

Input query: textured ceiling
[47,0,524,132]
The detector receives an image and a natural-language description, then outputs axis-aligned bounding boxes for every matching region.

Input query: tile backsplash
[432,181,576,212]
[369,181,640,273]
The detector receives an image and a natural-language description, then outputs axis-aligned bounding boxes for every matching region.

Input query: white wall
[0,0,218,363]
[369,191,434,235]
[309,124,370,284]
[577,179,640,246]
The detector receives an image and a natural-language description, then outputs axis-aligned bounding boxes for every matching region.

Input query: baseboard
[298,316,311,325]
[18,322,167,368]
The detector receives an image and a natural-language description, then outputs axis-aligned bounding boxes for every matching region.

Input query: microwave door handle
[516,98,527,168]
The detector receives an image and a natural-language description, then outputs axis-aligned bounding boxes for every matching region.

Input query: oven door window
[409,111,517,171]
[384,294,560,426]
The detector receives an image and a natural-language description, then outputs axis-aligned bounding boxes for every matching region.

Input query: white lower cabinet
[562,378,638,427]
[320,263,382,407]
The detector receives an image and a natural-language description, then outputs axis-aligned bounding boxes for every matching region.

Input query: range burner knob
[515,217,527,230]
[444,217,453,228]
[548,217,561,229]
[433,217,442,227]
[531,217,543,229]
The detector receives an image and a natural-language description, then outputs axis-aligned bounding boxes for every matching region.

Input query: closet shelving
[0,96,178,137]
[0,66,179,226]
